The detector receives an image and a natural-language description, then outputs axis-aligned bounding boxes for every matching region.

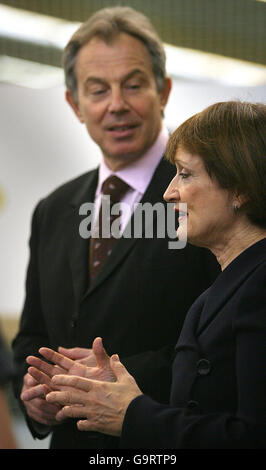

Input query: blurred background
[0,0,265,448]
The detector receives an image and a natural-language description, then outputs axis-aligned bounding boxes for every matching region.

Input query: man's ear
[65,89,84,123]
[160,77,172,111]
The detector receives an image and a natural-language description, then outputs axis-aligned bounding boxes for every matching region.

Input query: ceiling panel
[0,0,265,68]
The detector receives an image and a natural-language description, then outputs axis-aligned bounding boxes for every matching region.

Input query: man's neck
[102,126,169,172]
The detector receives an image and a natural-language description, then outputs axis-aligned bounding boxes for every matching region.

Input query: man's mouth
[106,123,139,138]
[108,124,136,131]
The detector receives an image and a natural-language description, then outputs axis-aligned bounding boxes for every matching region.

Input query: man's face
[67,33,171,170]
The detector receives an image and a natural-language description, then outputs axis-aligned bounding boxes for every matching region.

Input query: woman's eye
[179,172,189,179]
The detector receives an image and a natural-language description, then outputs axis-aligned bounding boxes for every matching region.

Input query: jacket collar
[65,158,175,306]
[82,157,175,300]
[66,169,98,309]
[197,238,266,334]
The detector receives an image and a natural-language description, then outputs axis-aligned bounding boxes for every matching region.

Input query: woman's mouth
[176,209,188,223]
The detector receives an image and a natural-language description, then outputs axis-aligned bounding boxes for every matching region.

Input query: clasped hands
[21,337,142,436]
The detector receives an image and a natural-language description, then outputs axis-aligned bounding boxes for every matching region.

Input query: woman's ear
[65,90,84,123]
[233,192,249,211]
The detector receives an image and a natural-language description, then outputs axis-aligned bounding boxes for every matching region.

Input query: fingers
[46,375,95,410]
[27,366,65,394]
[26,351,66,390]
[47,388,88,407]
[21,382,48,401]
[23,371,38,388]
[26,355,63,378]
[39,347,75,372]
[56,405,88,422]
[27,366,53,389]
[21,373,61,426]
[77,419,91,432]
[109,354,130,381]
[26,348,74,392]
[58,346,97,367]
[24,397,61,426]
[21,373,47,400]
[51,374,94,393]
[75,418,118,435]
[21,372,51,401]
[92,337,110,369]
[57,346,91,360]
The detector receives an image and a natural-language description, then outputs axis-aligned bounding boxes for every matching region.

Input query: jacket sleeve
[12,201,52,439]
[120,263,266,449]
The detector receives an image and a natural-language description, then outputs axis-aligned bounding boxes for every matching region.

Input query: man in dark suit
[12,6,219,449]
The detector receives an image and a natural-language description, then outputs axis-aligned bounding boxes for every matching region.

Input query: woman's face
[164,147,235,248]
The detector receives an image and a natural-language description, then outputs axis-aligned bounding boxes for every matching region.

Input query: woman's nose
[163,179,180,202]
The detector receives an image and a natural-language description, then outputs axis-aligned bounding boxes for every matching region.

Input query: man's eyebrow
[84,77,107,87]
[122,69,147,81]
[84,69,147,87]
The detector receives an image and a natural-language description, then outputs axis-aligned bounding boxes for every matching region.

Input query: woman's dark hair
[166,101,266,228]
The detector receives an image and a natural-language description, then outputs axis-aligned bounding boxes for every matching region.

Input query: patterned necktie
[89,175,130,283]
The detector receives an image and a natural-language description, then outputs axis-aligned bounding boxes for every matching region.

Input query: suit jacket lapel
[83,157,175,298]
[66,169,98,308]
[197,238,266,335]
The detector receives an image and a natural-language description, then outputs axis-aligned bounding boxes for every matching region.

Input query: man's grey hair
[62,6,167,102]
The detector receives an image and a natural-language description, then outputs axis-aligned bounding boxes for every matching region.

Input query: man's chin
[103,148,144,168]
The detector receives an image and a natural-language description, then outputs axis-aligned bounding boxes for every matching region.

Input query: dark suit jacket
[12,158,219,449]
[121,238,266,449]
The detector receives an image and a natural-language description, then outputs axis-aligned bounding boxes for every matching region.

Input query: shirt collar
[97,126,169,196]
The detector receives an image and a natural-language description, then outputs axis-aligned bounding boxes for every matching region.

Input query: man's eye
[125,83,140,90]
[92,89,106,95]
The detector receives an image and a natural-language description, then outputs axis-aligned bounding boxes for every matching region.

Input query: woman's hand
[26,337,116,395]
[46,355,143,436]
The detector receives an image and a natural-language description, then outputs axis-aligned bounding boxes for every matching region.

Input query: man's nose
[163,178,180,202]
[108,89,128,113]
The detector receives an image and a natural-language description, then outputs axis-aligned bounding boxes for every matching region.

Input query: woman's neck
[209,221,266,271]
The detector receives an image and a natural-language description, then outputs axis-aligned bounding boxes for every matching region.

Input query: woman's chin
[176,226,188,242]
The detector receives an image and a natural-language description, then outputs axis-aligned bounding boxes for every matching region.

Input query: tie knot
[101,175,130,203]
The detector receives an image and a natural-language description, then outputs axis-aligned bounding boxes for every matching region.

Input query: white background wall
[0,77,265,317]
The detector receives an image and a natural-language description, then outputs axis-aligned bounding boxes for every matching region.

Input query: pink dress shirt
[93,127,169,233]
